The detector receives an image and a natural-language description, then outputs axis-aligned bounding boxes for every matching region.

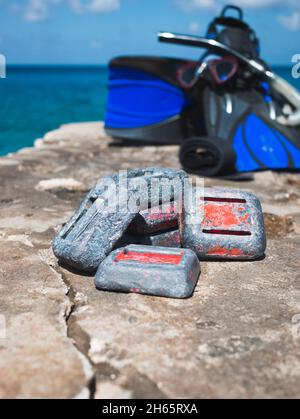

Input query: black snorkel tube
[158,31,300,127]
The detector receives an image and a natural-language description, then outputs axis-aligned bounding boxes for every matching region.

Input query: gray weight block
[95,245,200,299]
[53,168,187,271]
[180,187,266,260]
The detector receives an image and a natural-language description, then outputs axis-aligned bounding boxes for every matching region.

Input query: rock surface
[0,122,300,399]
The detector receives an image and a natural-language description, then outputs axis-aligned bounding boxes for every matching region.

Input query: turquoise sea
[0,66,108,156]
[0,65,298,156]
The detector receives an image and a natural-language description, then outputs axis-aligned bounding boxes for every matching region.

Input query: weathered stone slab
[0,122,300,398]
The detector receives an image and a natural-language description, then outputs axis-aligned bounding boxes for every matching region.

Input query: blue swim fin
[233,113,300,173]
[180,86,300,177]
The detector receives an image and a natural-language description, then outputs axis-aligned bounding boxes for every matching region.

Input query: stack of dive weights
[53,168,266,299]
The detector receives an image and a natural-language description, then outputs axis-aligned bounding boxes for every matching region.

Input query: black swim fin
[180,86,300,176]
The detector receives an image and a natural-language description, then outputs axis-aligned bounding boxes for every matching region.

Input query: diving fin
[180,86,300,176]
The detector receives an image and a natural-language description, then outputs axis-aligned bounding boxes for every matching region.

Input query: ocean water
[0,66,108,156]
[0,65,298,156]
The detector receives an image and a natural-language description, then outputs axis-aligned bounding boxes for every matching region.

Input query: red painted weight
[95,245,200,299]
[115,250,184,265]
[128,201,179,235]
[180,188,266,260]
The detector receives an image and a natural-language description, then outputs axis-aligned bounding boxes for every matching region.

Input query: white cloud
[233,0,280,7]
[19,0,120,22]
[23,0,53,22]
[69,0,82,13]
[87,0,120,12]
[278,11,300,31]
[188,21,201,33]
[90,40,103,48]
[176,0,297,11]
[69,0,120,14]
[177,0,217,12]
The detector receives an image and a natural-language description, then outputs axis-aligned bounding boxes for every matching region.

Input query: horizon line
[6,63,293,68]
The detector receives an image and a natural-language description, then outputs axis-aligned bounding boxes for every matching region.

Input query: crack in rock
[54,265,167,399]
[53,265,95,399]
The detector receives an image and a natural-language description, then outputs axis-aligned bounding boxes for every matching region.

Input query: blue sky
[0,0,299,65]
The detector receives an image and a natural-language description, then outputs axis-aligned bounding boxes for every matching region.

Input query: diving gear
[207,55,239,86]
[158,32,300,128]
[104,56,192,144]
[104,5,300,176]
[180,86,300,176]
